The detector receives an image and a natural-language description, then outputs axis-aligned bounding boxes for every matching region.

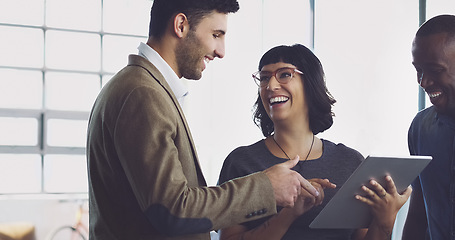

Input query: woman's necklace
[272,134,315,161]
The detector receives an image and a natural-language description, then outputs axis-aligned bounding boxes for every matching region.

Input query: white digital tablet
[309,155,432,229]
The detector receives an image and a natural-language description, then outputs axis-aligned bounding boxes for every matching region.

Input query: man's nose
[419,72,433,89]
[215,42,225,59]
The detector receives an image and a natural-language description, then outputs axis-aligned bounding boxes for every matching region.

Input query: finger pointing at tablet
[264,155,319,208]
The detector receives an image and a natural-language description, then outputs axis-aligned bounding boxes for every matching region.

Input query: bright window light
[0,69,43,109]
[47,119,88,148]
[45,30,101,72]
[0,26,44,68]
[44,154,88,193]
[0,154,42,193]
[45,72,100,111]
[103,0,150,35]
[46,0,101,31]
[0,117,38,146]
[0,0,44,26]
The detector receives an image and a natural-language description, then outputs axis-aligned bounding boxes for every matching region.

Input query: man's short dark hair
[149,0,240,38]
[253,44,336,136]
[416,14,455,39]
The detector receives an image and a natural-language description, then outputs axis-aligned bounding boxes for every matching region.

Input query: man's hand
[263,155,319,207]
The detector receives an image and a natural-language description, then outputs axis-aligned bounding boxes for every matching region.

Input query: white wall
[314,0,419,156]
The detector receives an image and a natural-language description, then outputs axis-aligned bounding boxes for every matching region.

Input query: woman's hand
[284,178,336,218]
[355,175,412,233]
[309,178,336,208]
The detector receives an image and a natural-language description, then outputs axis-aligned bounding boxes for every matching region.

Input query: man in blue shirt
[402,14,455,240]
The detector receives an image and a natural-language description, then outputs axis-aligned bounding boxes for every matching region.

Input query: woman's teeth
[270,96,289,104]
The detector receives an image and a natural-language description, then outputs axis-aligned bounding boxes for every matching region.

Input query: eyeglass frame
[252,67,304,87]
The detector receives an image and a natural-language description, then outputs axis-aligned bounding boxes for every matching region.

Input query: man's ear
[173,13,189,38]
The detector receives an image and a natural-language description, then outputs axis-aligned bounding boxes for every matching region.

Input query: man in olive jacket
[86,0,320,239]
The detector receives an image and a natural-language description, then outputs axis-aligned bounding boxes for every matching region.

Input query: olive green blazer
[87,55,276,240]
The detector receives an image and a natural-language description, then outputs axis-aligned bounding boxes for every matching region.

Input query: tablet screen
[309,155,432,229]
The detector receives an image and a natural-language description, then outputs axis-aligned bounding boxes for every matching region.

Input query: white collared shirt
[137,42,188,107]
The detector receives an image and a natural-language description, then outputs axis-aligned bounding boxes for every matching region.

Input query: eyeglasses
[252,67,303,87]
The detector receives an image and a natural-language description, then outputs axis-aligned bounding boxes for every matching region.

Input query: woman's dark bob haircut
[253,44,336,137]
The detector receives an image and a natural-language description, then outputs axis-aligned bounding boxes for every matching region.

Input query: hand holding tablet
[309,155,432,229]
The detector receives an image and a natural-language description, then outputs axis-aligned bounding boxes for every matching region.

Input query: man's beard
[175,30,205,80]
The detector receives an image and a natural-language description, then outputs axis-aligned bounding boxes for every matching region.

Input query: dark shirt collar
[435,110,455,129]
